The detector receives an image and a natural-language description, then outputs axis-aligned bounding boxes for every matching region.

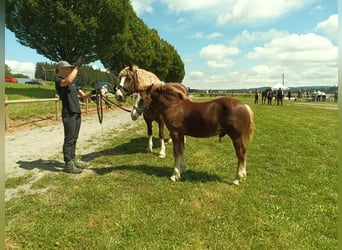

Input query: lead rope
[95,89,105,135]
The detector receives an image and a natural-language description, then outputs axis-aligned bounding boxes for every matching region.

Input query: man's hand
[76,56,84,68]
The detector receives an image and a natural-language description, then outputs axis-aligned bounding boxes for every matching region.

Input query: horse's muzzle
[115,90,125,102]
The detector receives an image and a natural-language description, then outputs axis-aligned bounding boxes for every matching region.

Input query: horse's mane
[136,68,163,88]
[151,84,188,100]
[118,64,163,89]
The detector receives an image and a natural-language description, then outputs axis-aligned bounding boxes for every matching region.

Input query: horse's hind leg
[232,139,247,185]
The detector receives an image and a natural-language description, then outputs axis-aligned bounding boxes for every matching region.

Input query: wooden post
[55,94,59,121]
[5,95,9,131]
[85,97,88,115]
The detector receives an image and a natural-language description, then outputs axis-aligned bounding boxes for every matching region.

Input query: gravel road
[5,108,139,201]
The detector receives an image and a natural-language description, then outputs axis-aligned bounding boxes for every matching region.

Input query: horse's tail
[244,104,255,143]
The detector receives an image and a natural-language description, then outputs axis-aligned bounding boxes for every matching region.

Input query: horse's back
[179,97,249,137]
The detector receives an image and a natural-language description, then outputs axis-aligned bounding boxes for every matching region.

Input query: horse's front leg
[170,134,185,182]
[158,119,166,158]
[232,138,247,185]
[144,116,153,153]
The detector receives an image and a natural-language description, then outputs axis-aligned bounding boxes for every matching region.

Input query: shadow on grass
[91,164,225,183]
[16,159,64,173]
[81,137,166,162]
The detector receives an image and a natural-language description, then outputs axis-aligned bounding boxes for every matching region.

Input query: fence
[4,95,94,131]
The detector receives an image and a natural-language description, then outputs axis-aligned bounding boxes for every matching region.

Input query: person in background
[287,89,292,100]
[277,87,284,106]
[254,88,259,104]
[55,58,95,174]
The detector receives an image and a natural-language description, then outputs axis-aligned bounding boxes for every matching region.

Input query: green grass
[5,97,337,249]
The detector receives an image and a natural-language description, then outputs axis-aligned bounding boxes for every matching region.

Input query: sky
[5,0,338,90]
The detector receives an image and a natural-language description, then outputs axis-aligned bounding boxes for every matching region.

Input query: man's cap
[56,61,74,69]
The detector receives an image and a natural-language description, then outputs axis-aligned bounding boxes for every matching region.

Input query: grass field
[5,88,338,249]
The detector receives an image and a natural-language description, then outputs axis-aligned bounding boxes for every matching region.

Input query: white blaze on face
[115,76,126,101]
[131,93,141,121]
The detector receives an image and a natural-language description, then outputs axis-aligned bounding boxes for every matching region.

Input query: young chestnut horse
[115,63,187,158]
[137,84,255,185]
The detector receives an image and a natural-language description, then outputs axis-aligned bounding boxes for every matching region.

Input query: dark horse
[137,84,255,185]
[115,63,187,157]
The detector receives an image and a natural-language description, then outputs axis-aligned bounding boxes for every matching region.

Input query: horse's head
[115,63,139,102]
[130,87,151,121]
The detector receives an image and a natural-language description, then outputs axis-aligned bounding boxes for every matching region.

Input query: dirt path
[5,108,141,201]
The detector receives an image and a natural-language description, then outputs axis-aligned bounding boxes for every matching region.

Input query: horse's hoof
[158,153,166,158]
[232,180,240,186]
[170,175,178,182]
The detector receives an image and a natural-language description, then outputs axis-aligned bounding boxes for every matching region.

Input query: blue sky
[5,0,338,90]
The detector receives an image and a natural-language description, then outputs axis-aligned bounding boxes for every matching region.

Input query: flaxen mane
[151,84,188,100]
[119,64,164,90]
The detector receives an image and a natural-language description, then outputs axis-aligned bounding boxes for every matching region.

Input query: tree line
[6,0,185,82]
[5,62,117,88]
[36,62,118,87]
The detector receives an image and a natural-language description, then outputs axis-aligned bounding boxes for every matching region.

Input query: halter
[114,84,132,97]
[132,93,150,115]
[116,68,140,98]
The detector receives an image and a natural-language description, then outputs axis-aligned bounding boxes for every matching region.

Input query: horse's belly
[183,123,220,138]
[185,130,219,138]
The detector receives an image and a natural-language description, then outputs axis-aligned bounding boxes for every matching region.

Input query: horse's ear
[128,62,133,70]
[146,84,154,95]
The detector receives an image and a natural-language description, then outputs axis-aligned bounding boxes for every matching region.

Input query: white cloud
[207,59,235,68]
[192,32,223,40]
[5,60,35,78]
[200,44,239,68]
[230,29,289,45]
[132,0,312,27]
[129,0,337,89]
[207,32,223,39]
[246,33,338,64]
[177,18,185,24]
[161,0,230,12]
[316,14,338,43]
[192,32,204,39]
[200,44,239,59]
[130,0,155,14]
[188,70,204,79]
[217,0,308,24]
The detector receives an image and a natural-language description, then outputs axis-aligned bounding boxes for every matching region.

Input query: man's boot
[64,160,82,174]
[73,159,87,169]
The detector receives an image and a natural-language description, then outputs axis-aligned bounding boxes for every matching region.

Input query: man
[55,58,94,174]
[277,87,284,106]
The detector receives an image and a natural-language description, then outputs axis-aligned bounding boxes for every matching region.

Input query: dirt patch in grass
[5,106,141,201]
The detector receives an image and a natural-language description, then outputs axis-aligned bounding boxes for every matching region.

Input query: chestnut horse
[137,84,255,185]
[115,63,187,158]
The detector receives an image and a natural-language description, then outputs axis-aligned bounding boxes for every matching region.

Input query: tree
[5,64,11,77]
[100,8,155,74]
[5,0,129,64]
[165,48,185,83]
[6,0,185,81]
